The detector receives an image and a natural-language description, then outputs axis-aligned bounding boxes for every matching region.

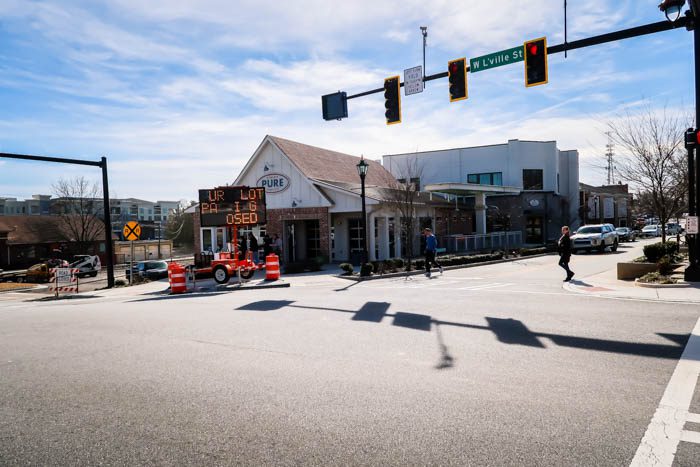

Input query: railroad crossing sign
[123,221,141,241]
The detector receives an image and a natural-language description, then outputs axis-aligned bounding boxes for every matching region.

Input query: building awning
[423,183,521,196]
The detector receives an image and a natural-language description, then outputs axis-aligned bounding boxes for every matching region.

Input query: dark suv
[125,260,169,281]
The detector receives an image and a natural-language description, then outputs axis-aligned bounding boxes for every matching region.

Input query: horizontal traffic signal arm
[343,17,690,101]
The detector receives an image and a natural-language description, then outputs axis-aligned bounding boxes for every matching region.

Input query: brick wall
[266,207,331,259]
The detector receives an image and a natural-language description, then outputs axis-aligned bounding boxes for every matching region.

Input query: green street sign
[470,46,524,73]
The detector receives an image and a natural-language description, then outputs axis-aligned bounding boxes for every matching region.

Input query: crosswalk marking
[680,430,700,444]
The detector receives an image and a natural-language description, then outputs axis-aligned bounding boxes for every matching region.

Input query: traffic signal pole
[343,17,690,101]
[0,152,116,288]
[687,17,700,280]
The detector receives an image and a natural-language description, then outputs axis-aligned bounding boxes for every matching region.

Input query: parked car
[641,224,662,237]
[665,223,684,235]
[125,260,169,281]
[571,224,619,253]
[615,227,636,242]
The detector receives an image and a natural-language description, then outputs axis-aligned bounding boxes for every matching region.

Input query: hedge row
[643,241,679,263]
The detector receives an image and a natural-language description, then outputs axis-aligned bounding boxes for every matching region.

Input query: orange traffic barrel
[265,253,280,281]
[169,262,187,294]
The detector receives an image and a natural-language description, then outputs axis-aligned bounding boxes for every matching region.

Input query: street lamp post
[357,156,369,265]
[661,0,700,280]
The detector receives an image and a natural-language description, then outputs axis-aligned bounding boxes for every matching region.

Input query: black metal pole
[360,174,368,265]
[101,157,115,288]
[695,21,700,269]
[686,17,700,280]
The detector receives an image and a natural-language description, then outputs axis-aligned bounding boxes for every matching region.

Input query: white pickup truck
[69,255,101,278]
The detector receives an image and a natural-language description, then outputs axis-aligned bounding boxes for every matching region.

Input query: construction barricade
[265,253,280,281]
[168,262,187,294]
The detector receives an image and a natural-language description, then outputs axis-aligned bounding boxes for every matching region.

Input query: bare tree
[165,200,195,248]
[607,105,689,243]
[51,176,104,253]
[384,157,424,270]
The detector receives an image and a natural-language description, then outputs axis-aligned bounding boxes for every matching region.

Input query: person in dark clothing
[423,228,443,278]
[262,234,273,257]
[248,232,259,263]
[558,225,575,282]
[238,230,247,260]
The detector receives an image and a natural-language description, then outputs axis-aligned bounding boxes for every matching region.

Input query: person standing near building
[262,233,272,257]
[558,225,575,282]
[248,232,259,264]
[423,228,443,278]
[273,234,283,261]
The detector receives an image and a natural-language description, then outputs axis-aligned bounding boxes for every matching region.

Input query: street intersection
[1,240,699,465]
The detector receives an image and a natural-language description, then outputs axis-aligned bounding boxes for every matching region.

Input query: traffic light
[686,128,699,149]
[384,76,401,125]
[448,58,468,102]
[524,37,548,87]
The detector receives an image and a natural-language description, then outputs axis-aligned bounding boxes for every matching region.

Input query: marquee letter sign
[198,186,267,227]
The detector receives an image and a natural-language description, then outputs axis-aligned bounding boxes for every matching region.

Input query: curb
[634,279,691,288]
[0,285,39,294]
[336,252,555,282]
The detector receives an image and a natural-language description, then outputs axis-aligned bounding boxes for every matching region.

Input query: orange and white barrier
[168,262,187,294]
[49,268,80,294]
[265,253,280,281]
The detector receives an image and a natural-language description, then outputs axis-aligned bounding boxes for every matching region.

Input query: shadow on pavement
[234,299,691,368]
[236,300,295,311]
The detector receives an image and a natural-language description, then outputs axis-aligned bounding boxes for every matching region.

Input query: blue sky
[0,0,695,202]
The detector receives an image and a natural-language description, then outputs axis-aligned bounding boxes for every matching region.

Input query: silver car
[571,224,619,253]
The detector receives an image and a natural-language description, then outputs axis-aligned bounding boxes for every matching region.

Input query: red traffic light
[524,37,548,87]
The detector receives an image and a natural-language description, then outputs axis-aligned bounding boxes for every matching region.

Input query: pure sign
[470,46,524,73]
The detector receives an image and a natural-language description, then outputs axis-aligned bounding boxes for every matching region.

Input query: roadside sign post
[123,221,141,285]
[688,216,699,235]
[50,267,78,298]
[404,66,423,96]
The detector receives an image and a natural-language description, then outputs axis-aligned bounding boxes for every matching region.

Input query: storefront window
[349,218,363,260]
[306,220,321,259]
[201,228,213,252]
[467,172,502,185]
[388,217,396,258]
[525,216,543,244]
[523,169,543,190]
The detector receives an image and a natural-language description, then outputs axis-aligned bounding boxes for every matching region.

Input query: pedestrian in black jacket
[558,225,575,282]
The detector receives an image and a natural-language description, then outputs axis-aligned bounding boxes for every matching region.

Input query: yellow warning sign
[123,221,141,241]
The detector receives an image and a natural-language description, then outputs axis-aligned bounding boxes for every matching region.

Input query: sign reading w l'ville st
[470,46,524,73]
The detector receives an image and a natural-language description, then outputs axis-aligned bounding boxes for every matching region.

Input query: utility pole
[420,26,428,89]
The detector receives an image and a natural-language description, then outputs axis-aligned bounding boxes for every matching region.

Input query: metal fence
[438,231,522,254]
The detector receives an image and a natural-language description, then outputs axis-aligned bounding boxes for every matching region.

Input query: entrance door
[525,216,543,244]
[348,218,363,265]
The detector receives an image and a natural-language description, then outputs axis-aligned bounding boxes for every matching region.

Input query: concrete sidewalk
[563,267,700,303]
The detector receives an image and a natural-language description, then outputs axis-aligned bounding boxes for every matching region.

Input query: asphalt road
[1,239,698,466]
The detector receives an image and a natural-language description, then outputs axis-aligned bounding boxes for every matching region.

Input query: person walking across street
[423,228,443,278]
[558,225,575,282]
